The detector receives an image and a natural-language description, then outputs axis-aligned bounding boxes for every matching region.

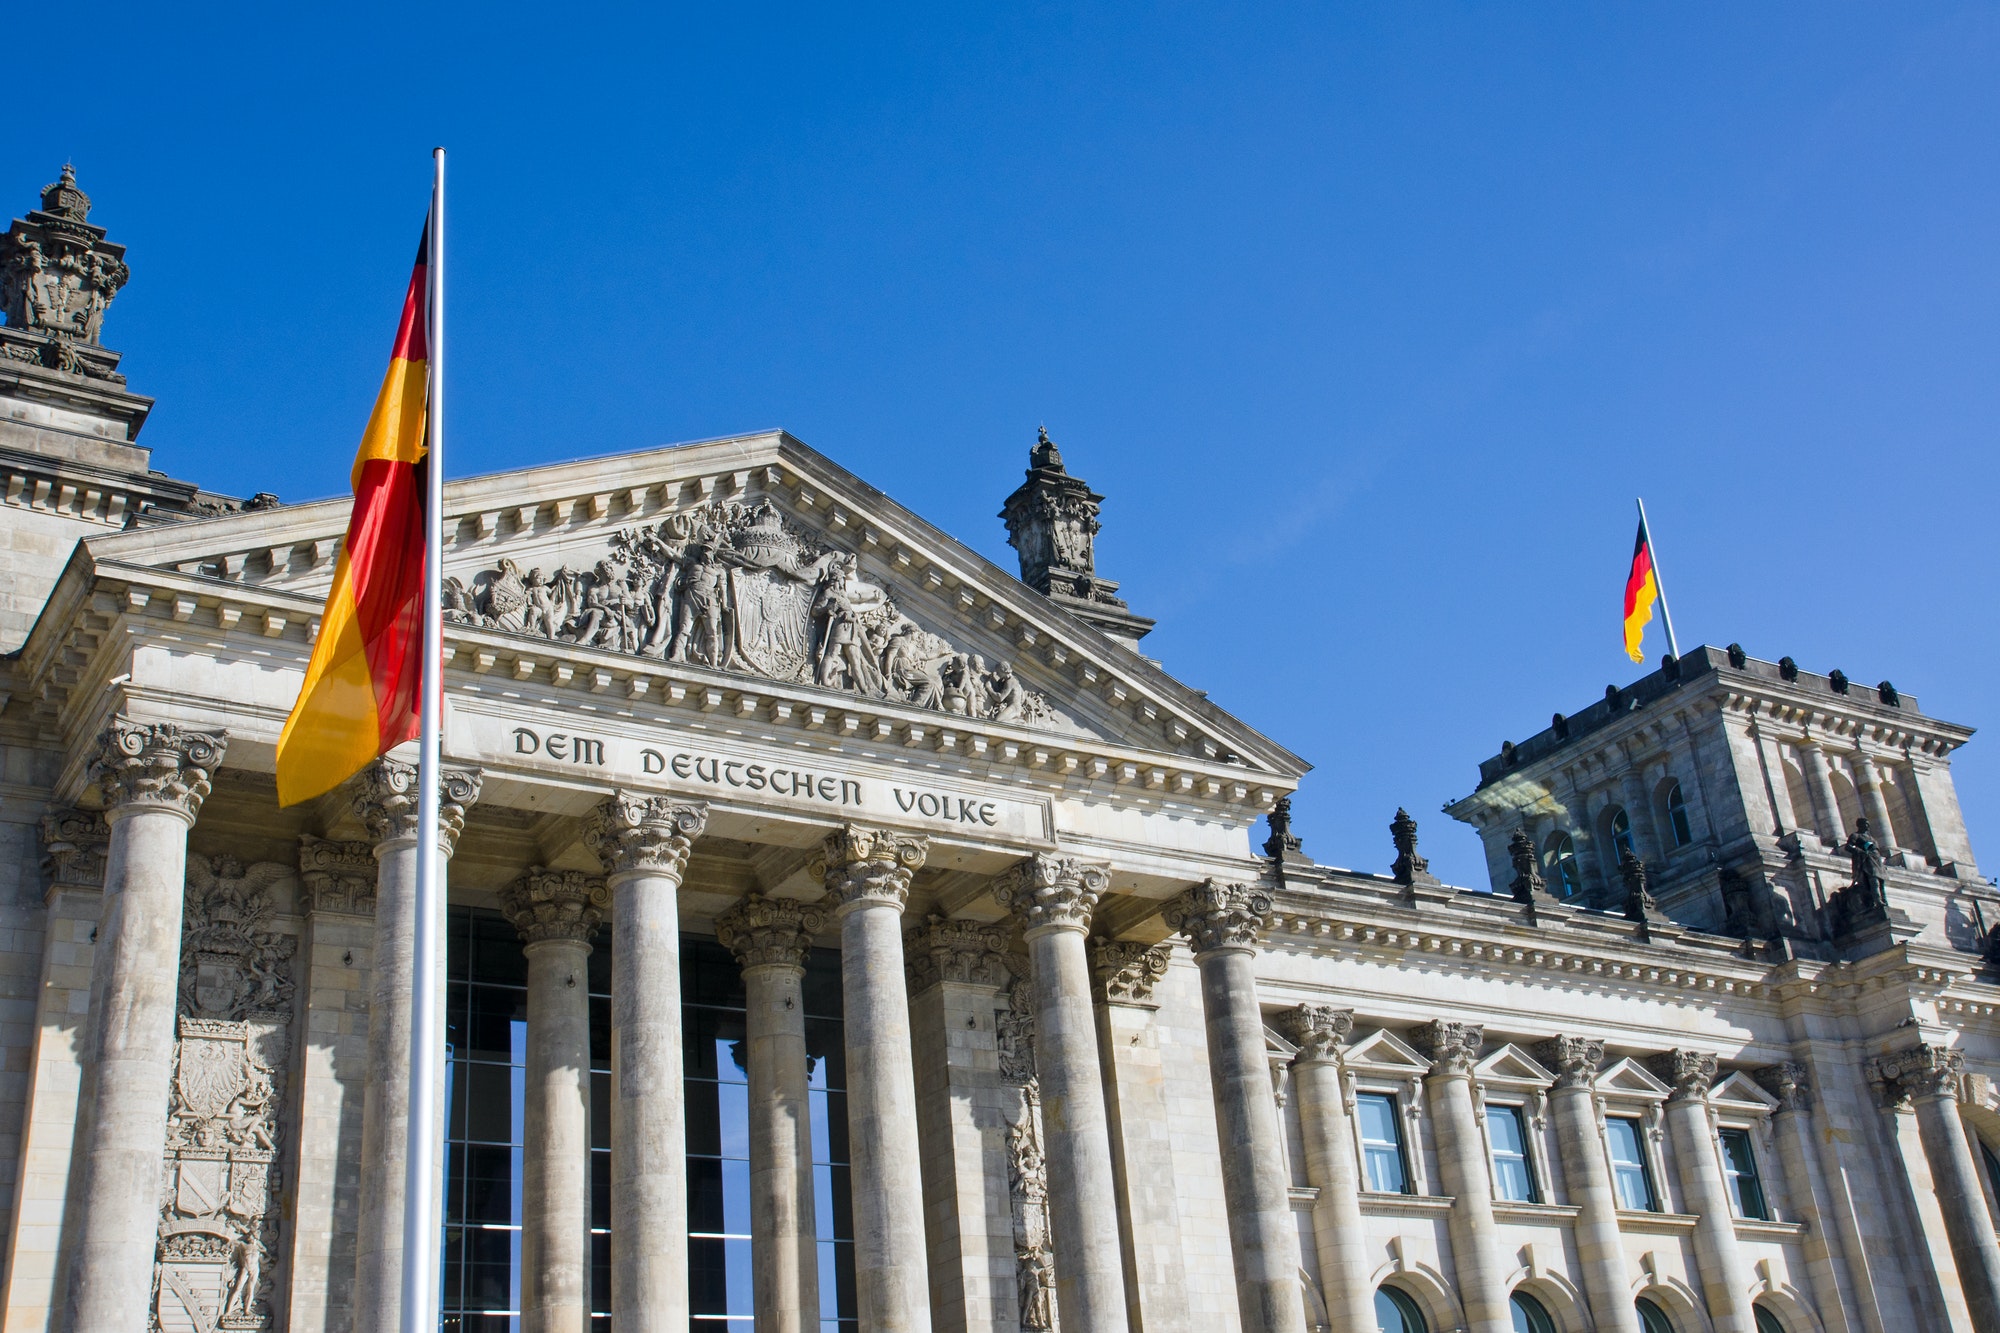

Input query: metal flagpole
[1635,496,1680,661]
[401,145,447,1333]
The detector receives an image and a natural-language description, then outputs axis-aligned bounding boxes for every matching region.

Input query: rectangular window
[1606,1116,1657,1211]
[1356,1092,1410,1194]
[1487,1104,1538,1203]
[1719,1127,1770,1221]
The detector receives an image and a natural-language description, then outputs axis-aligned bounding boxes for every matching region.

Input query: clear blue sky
[12,4,1995,887]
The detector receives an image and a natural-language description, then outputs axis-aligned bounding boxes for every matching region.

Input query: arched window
[1510,1290,1557,1333]
[1635,1296,1674,1333]
[1609,807,1635,859]
[1753,1306,1786,1333]
[1664,780,1693,848]
[1543,833,1583,899]
[1375,1285,1428,1333]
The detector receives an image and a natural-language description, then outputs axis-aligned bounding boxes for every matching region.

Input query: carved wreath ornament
[442,498,1056,725]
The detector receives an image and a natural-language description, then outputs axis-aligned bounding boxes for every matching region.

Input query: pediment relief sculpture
[440,497,1061,726]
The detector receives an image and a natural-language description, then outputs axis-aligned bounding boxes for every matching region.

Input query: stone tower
[1000,426,1153,648]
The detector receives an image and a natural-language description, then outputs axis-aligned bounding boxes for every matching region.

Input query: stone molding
[1276,1004,1354,1064]
[297,835,376,916]
[498,867,607,945]
[348,758,481,853]
[40,807,109,892]
[905,915,1013,992]
[992,853,1109,936]
[583,791,709,878]
[716,893,828,971]
[1648,1049,1720,1103]
[1755,1061,1813,1114]
[1871,1044,1963,1104]
[90,717,227,822]
[1534,1036,1605,1090]
[1410,1020,1484,1077]
[813,824,928,915]
[1089,938,1173,1005]
[1164,879,1271,955]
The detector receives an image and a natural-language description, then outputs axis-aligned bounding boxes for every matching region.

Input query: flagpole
[401,145,447,1333]
[1636,496,1680,660]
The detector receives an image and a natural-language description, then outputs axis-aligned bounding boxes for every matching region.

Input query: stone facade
[3,170,2000,1333]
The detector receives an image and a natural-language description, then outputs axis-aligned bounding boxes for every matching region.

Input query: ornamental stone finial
[716,893,828,971]
[1276,1004,1354,1064]
[583,792,708,877]
[1410,1020,1484,1077]
[1507,829,1545,903]
[993,853,1110,936]
[1089,938,1174,1005]
[1648,1049,1719,1103]
[2,164,134,380]
[499,868,607,945]
[906,915,1014,992]
[348,757,481,853]
[1619,850,1662,936]
[89,718,227,822]
[1755,1061,1813,1114]
[40,808,110,890]
[813,824,928,914]
[1163,879,1271,956]
[297,834,378,916]
[999,425,1151,642]
[1871,1044,1963,1104]
[1391,808,1434,886]
[1533,1035,1605,1090]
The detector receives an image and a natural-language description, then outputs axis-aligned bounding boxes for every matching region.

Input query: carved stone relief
[154,856,298,1333]
[440,498,1057,724]
[1,165,132,381]
[995,965,1055,1329]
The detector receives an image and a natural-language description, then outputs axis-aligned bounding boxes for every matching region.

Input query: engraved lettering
[895,788,917,812]
[980,802,997,826]
[547,734,569,760]
[642,749,665,774]
[724,762,744,788]
[513,727,540,754]
[817,776,838,802]
[746,764,767,791]
[841,780,862,805]
[573,737,605,766]
[917,793,940,817]
[671,753,694,780]
[696,757,719,783]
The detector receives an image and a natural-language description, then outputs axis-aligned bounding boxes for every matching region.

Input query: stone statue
[669,545,731,665]
[812,554,888,696]
[983,660,1028,722]
[1844,818,1886,913]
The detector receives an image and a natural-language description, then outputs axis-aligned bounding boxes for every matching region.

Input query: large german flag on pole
[1621,498,1679,664]
[276,227,432,806]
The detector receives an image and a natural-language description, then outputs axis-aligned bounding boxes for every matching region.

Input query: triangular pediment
[1710,1071,1780,1113]
[74,429,1306,780]
[1345,1028,1433,1077]
[1596,1056,1671,1099]
[1475,1043,1555,1089]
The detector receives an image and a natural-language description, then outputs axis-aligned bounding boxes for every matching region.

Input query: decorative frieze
[992,853,1109,936]
[583,791,709,877]
[1755,1061,1813,1114]
[1276,1004,1353,1064]
[1533,1036,1605,1090]
[814,824,928,913]
[1409,1021,1484,1077]
[296,835,376,916]
[91,718,227,821]
[904,915,1012,992]
[1648,1049,1719,1103]
[40,807,109,890]
[498,868,607,945]
[716,893,828,971]
[348,758,482,852]
[1088,938,1173,1005]
[1163,879,1270,955]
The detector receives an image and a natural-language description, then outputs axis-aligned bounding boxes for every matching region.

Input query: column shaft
[1278,1008,1373,1333]
[1537,1039,1637,1333]
[1853,755,1898,854]
[1802,741,1845,846]
[1759,1079,1856,1333]
[1913,1092,2000,1329]
[1413,1023,1509,1333]
[1652,1052,1753,1333]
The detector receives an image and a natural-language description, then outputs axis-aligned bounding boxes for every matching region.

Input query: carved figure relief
[996,969,1056,1329]
[154,857,297,1333]
[442,498,1057,724]
[1,166,131,381]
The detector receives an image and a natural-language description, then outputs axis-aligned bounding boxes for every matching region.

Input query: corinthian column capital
[584,791,709,878]
[1163,878,1270,956]
[89,717,227,823]
[1871,1043,1963,1103]
[349,757,482,854]
[1755,1061,1813,1114]
[993,853,1110,936]
[716,893,829,971]
[1276,1004,1354,1064]
[1411,1020,1485,1077]
[500,867,607,945]
[1089,938,1174,1005]
[1534,1035,1605,1090]
[1648,1048,1720,1103]
[813,824,928,914]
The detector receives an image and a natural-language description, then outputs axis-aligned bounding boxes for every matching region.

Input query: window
[1375,1285,1428,1333]
[1357,1092,1411,1194]
[1719,1127,1770,1221]
[1665,781,1693,848]
[1609,807,1635,859]
[1981,1139,2000,1202]
[1635,1297,1674,1333]
[1487,1105,1539,1203]
[1510,1292,1557,1333]
[1753,1306,1786,1333]
[1606,1116,1657,1211]
[1543,834,1583,899]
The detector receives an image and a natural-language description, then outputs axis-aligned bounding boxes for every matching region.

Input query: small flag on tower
[275,224,433,806]
[1620,499,1679,664]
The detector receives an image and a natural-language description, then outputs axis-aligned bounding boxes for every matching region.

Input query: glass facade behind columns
[440,908,857,1333]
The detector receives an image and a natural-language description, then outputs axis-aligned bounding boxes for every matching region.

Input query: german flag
[1621,514,1659,663]
[276,226,431,806]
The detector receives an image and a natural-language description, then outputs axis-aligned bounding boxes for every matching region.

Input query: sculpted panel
[443,498,1057,724]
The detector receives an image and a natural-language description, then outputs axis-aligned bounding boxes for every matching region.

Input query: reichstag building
[4,169,1999,1333]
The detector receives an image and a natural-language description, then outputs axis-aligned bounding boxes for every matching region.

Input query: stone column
[1872,1045,2000,1330]
[1277,1005,1374,1333]
[1164,880,1306,1333]
[583,793,708,1333]
[1852,754,1898,855]
[351,759,481,1333]
[500,869,606,1333]
[1410,1021,1509,1333]
[815,825,933,1333]
[716,893,828,1333]
[1535,1037,1639,1333]
[1755,1063,1857,1333]
[1649,1050,1754,1333]
[992,855,1128,1333]
[1800,738,1845,847]
[62,720,225,1333]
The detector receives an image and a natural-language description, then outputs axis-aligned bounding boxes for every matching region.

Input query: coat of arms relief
[441,497,1060,725]
[154,856,298,1333]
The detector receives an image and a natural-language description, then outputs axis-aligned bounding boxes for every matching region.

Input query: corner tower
[1000,426,1154,649]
